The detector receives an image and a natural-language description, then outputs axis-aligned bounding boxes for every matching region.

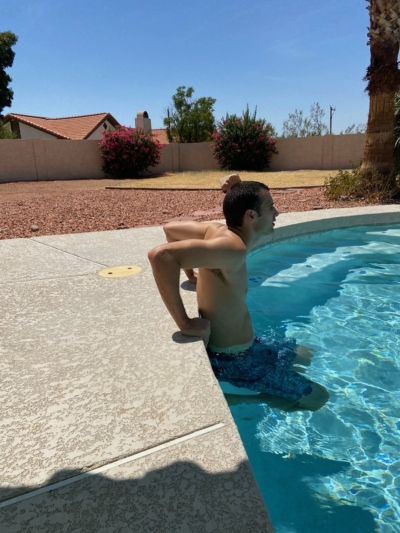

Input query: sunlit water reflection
[234,225,400,533]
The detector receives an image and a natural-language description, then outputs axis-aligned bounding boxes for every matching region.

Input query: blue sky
[3,0,369,134]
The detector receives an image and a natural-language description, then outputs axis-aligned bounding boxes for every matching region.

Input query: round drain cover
[98,265,142,278]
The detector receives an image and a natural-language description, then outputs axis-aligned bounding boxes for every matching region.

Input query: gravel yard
[0,179,392,240]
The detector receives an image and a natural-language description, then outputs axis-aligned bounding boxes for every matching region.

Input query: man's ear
[244,209,255,222]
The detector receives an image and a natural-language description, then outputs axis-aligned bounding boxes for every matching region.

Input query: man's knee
[298,382,329,411]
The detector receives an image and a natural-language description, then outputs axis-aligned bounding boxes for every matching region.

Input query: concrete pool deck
[1,205,400,532]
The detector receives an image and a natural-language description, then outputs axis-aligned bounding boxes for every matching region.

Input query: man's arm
[163,221,211,241]
[163,221,214,283]
[148,237,245,344]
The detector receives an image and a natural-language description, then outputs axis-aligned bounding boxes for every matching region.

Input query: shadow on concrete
[0,456,379,533]
[180,279,197,292]
[171,331,203,345]
[0,460,273,533]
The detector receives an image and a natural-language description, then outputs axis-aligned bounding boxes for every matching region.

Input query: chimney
[135,111,151,133]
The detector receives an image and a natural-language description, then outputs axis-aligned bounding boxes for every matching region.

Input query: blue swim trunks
[207,336,313,402]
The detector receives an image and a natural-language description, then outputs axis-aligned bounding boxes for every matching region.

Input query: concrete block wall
[269,134,365,171]
[0,139,104,182]
[155,143,219,173]
[0,134,366,183]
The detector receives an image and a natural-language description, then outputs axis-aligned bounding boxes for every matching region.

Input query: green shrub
[211,106,278,171]
[324,160,396,202]
[324,162,363,200]
[0,120,16,139]
[99,126,162,178]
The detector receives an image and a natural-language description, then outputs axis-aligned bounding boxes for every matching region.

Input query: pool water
[230,224,400,533]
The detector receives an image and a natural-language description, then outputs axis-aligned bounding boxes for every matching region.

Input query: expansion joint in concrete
[0,422,225,510]
[29,238,108,267]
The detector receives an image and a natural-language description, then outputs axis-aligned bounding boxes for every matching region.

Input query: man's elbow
[163,222,176,241]
[148,246,161,267]
[147,246,159,264]
[148,245,172,269]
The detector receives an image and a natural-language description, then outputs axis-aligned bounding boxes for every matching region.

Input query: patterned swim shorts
[207,336,313,402]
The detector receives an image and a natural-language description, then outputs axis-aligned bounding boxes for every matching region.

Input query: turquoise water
[230,224,400,533]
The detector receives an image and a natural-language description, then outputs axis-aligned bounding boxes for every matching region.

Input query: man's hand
[184,268,198,284]
[181,317,210,346]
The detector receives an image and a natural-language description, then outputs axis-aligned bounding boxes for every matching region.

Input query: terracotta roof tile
[151,129,169,144]
[4,112,169,143]
[3,113,120,140]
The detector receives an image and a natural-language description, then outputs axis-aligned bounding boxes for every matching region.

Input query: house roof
[151,129,169,144]
[3,112,120,140]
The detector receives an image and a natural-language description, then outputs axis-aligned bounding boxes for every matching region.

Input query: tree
[163,86,216,143]
[211,106,278,171]
[0,119,16,138]
[309,103,329,135]
[281,102,328,137]
[340,123,367,134]
[0,31,18,117]
[361,0,400,190]
[394,91,400,170]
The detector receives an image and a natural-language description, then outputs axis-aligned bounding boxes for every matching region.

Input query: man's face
[254,191,279,234]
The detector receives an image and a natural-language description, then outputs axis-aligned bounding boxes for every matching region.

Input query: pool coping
[253,204,400,252]
[1,205,400,532]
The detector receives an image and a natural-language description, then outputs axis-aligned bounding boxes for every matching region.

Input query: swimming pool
[229,224,400,533]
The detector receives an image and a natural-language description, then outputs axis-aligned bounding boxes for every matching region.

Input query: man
[148,181,329,411]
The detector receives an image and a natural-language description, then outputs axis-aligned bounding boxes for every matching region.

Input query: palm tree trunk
[361,39,399,187]
[362,88,396,179]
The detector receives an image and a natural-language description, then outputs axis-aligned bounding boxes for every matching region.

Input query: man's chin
[262,228,274,237]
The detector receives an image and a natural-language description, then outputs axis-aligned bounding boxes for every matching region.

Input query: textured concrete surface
[0,425,273,533]
[1,274,229,498]
[0,238,102,283]
[0,224,272,531]
[2,205,400,532]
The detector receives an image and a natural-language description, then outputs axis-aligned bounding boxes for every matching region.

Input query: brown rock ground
[0,179,394,240]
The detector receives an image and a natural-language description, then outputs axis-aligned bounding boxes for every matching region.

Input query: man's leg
[225,379,329,412]
[291,345,315,370]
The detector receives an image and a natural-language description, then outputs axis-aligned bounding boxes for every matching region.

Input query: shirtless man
[148,181,329,411]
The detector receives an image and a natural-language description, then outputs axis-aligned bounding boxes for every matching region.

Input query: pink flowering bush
[99,126,162,178]
[211,106,278,171]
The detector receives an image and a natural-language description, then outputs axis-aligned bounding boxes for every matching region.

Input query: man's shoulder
[206,223,243,244]
[215,227,245,249]
[204,225,247,271]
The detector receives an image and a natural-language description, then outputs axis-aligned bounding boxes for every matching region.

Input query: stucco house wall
[19,122,57,140]
[87,121,116,140]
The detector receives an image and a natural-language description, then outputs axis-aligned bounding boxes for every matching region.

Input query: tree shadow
[0,461,273,532]
[0,456,378,533]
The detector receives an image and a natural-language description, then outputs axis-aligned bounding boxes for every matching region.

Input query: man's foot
[184,268,197,284]
[224,381,329,412]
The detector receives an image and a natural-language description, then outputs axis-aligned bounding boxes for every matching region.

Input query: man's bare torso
[196,222,254,349]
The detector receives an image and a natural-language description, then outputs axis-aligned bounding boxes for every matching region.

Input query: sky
[2,0,370,134]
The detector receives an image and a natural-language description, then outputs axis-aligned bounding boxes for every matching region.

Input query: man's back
[149,186,278,348]
[148,182,329,411]
[195,222,254,349]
